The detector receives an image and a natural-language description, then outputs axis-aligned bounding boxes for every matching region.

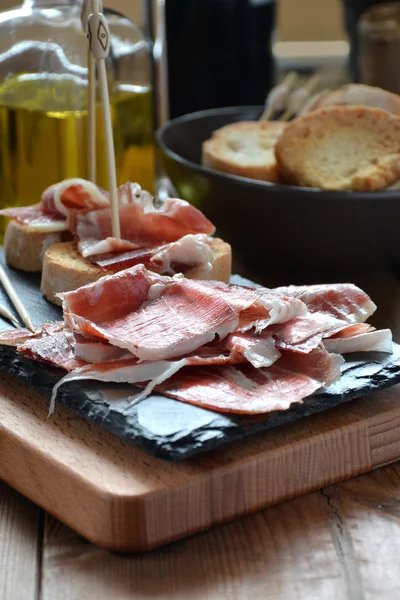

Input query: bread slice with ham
[0,178,232,304]
[41,237,231,306]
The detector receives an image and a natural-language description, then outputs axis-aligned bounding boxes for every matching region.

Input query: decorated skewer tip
[87,12,111,59]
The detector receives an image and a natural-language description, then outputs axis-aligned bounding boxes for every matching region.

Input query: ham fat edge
[0,265,393,416]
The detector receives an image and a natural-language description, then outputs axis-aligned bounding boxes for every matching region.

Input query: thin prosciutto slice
[271,313,376,354]
[273,283,377,324]
[0,179,108,231]
[81,234,215,276]
[197,281,308,332]
[156,346,342,414]
[63,276,239,361]
[51,341,342,415]
[324,329,393,354]
[0,321,84,371]
[0,321,65,347]
[71,182,215,245]
[77,237,143,258]
[59,265,307,361]
[49,357,189,414]
[200,331,281,368]
[0,327,42,346]
[18,329,86,372]
[0,179,215,253]
[72,333,131,363]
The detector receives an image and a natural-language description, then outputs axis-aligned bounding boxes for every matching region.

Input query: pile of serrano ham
[0,264,393,415]
[0,178,217,274]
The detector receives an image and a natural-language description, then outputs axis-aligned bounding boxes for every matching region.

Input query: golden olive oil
[0,74,155,242]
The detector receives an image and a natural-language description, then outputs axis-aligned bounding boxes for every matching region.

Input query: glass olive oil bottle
[0,1,155,243]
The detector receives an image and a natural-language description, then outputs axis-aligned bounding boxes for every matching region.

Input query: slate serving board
[1,251,400,462]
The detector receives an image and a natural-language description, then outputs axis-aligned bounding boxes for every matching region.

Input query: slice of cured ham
[0,326,42,346]
[156,346,342,414]
[197,281,308,332]
[219,331,281,368]
[272,283,377,324]
[0,207,68,232]
[77,237,144,258]
[0,179,108,231]
[81,234,215,276]
[64,277,239,360]
[146,234,214,276]
[324,329,393,354]
[50,342,341,414]
[0,321,85,371]
[271,314,376,354]
[181,331,281,369]
[0,179,216,251]
[61,263,164,325]
[0,321,66,347]
[59,265,308,361]
[18,328,86,372]
[271,312,347,346]
[72,333,132,363]
[49,358,189,414]
[71,183,215,245]
[48,179,109,215]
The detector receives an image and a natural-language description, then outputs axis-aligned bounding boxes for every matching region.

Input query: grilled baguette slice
[41,238,232,306]
[275,105,400,191]
[202,120,286,183]
[4,220,72,273]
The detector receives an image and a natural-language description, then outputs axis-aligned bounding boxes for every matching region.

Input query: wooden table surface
[3,267,400,599]
[2,465,400,600]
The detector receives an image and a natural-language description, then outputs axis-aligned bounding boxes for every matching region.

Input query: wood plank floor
[3,464,400,600]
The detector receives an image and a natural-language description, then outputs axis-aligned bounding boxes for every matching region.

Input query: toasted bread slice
[4,220,72,273]
[275,105,400,191]
[202,121,286,183]
[300,84,400,117]
[41,238,232,306]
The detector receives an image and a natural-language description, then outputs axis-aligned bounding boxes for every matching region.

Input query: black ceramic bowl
[156,106,400,282]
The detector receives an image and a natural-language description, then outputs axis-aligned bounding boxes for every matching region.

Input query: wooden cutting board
[2,370,400,552]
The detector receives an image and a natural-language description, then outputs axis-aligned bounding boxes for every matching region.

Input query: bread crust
[4,220,72,273]
[275,105,400,191]
[202,120,286,183]
[41,238,232,306]
[301,84,400,117]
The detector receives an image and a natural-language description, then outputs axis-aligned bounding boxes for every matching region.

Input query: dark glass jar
[165,0,276,119]
[359,2,400,92]
[341,0,399,81]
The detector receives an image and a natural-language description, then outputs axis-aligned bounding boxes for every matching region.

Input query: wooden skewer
[0,304,19,328]
[87,1,121,239]
[81,0,101,183]
[259,71,299,121]
[0,263,34,332]
[279,73,321,122]
[153,0,170,128]
[87,51,97,182]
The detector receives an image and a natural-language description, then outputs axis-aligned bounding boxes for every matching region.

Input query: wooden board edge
[3,380,400,551]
